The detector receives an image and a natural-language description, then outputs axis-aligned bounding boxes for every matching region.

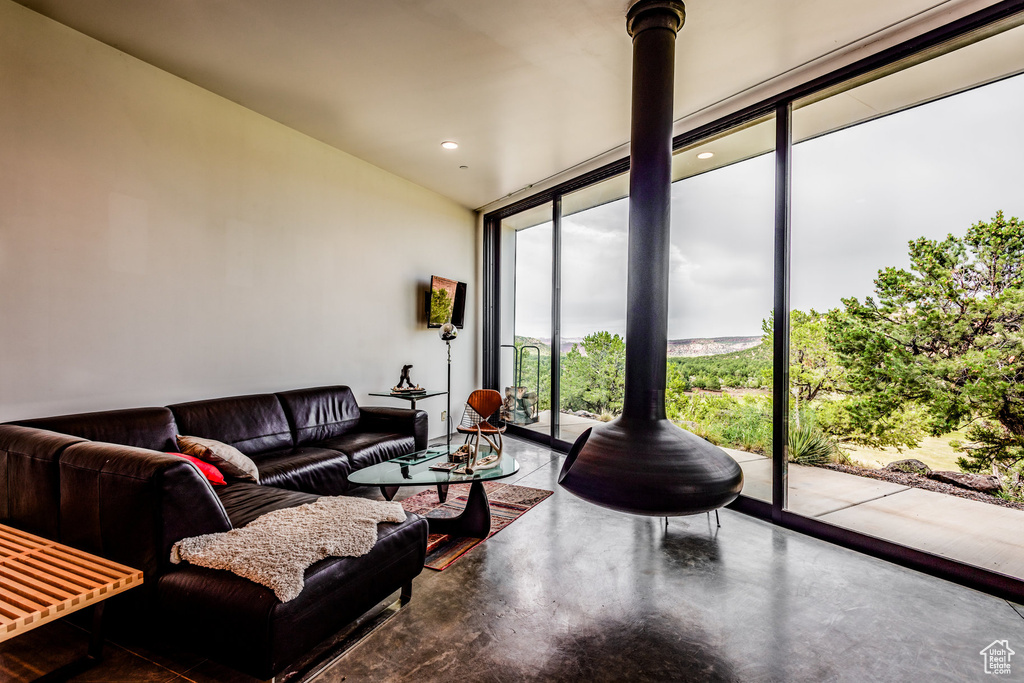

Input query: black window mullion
[772,102,792,520]
[551,197,562,441]
[482,214,501,391]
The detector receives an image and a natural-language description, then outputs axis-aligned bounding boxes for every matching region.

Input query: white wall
[0,0,478,435]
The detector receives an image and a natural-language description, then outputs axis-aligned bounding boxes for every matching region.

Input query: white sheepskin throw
[170,496,406,602]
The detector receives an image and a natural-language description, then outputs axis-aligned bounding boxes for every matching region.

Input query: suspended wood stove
[558,0,744,516]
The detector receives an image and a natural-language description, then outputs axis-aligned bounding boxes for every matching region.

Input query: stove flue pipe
[558,0,743,516]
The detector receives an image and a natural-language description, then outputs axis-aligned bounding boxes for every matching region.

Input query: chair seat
[456,422,506,434]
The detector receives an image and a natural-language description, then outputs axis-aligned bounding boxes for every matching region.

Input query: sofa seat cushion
[216,482,320,528]
[156,513,429,679]
[171,497,407,602]
[316,432,415,471]
[249,447,353,496]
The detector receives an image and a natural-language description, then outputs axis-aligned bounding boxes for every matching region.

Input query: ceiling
[13,0,988,210]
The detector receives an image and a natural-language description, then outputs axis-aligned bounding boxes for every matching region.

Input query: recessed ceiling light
[459,165,469,170]
[441,141,459,150]
[697,152,714,159]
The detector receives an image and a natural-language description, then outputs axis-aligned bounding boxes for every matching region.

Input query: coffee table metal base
[380,480,491,539]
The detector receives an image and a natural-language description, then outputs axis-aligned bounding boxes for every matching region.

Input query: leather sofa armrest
[359,407,427,451]
[60,442,233,578]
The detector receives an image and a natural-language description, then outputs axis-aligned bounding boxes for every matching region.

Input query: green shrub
[788,423,834,465]
[813,396,928,451]
[669,344,771,390]
[831,448,855,466]
[667,391,773,456]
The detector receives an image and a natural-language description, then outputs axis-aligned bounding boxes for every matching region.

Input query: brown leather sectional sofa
[0,385,430,680]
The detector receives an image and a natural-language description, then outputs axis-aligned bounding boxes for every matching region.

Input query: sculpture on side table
[392,365,423,394]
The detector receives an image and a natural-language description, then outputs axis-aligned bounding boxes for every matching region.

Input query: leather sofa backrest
[276,386,361,446]
[60,442,232,578]
[169,394,294,455]
[13,406,179,453]
[0,425,84,539]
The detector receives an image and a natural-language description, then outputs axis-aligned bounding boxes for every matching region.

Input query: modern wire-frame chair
[455,389,506,472]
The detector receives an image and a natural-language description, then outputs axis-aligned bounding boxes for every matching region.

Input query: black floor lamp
[439,322,458,453]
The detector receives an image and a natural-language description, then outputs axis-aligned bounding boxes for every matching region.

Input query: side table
[368,390,446,410]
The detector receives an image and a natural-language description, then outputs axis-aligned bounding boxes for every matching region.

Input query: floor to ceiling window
[485,3,1024,602]
[667,116,776,502]
[789,15,1024,580]
[557,173,629,443]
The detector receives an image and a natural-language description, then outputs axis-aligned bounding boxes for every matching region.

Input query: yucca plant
[788,423,834,465]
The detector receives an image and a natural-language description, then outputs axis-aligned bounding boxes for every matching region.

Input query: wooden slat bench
[0,523,143,680]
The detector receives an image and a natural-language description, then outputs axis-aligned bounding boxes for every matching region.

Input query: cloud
[511,71,1024,341]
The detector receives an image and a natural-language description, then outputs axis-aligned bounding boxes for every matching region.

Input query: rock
[927,470,1001,494]
[885,459,931,475]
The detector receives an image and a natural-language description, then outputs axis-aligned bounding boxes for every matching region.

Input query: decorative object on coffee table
[450,443,472,465]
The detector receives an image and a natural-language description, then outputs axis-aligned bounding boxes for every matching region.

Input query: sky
[513,69,1024,341]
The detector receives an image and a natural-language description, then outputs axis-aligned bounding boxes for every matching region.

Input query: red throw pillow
[167,452,227,486]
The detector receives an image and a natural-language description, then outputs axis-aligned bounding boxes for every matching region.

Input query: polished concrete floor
[3,436,1023,681]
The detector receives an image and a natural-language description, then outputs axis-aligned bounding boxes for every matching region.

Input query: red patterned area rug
[400,482,553,571]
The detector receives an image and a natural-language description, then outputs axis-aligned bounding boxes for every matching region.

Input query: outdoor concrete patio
[512,409,600,443]
[732,448,1024,580]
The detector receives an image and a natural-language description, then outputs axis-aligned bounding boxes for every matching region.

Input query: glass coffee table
[347,447,519,538]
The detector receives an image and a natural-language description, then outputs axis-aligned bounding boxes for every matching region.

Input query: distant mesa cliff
[519,335,762,357]
[667,336,761,357]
